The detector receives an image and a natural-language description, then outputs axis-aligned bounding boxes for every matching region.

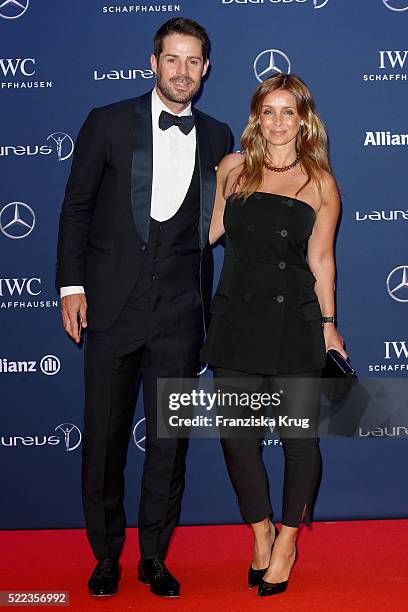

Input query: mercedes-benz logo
[197,362,208,376]
[253,49,291,83]
[383,0,408,11]
[0,0,29,19]
[133,417,146,452]
[55,423,82,452]
[47,132,74,162]
[387,266,408,302]
[0,202,35,239]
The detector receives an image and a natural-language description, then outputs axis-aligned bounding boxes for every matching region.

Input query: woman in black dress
[201,74,347,597]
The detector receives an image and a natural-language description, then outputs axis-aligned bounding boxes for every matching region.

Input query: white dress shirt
[60,87,196,299]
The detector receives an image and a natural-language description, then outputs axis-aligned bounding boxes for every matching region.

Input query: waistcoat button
[276,294,285,303]
[280,229,288,238]
[244,293,252,301]
[278,261,286,270]
[247,224,255,232]
[286,199,294,207]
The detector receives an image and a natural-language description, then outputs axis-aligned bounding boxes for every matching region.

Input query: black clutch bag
[322,349,357,379]
[321,350,357,405]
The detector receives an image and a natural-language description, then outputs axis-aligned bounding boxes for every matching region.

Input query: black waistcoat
[128,153,200,308]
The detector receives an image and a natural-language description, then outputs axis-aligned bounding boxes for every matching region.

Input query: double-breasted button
[141,244,147,252]
[247,224,255,232]
[286,199,294,207]
[155,258,159,264]
[280,229,288,238]
[278,261,286,270]
[152,275,158,281]
[244,293,252,301]
[276,294,285,303]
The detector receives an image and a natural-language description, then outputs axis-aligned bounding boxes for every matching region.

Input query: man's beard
[156,74,200,105]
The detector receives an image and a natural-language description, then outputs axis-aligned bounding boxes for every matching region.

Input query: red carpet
[0,521,407,611]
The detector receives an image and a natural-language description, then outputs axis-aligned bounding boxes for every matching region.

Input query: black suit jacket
[56,91,232,331]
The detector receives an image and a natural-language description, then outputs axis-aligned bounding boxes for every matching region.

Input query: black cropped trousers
[213,367,322,528]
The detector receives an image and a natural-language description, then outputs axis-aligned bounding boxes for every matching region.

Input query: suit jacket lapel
[131,91,153,244]
[131,95,216,249]
[194,110,216,250]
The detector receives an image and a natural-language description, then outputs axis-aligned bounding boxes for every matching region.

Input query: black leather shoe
[88,558,120,596]
[248,523,279,589]
[138,558,180,598]
[257,545,297,597]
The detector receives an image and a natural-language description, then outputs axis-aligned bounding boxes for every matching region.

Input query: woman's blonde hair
[229,74,333,202]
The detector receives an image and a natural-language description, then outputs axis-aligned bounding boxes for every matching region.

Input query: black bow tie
[158,110,195,135]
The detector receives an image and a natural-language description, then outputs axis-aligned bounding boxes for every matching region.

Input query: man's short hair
[153,17,210,63]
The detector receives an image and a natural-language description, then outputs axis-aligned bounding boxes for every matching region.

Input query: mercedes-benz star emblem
[253,49,291,83]
[0,202,35,239]
[387,266,408,302]
[0,0,29,19]
[133,417,146,452]
[47,132,74,161]
[383,0,408,11]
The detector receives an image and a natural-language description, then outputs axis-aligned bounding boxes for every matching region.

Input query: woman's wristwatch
[322,316,336,324]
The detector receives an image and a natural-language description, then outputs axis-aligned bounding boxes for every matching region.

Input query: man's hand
[61,293,88,343]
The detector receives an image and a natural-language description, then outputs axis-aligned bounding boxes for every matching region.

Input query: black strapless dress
[201,192,326,375]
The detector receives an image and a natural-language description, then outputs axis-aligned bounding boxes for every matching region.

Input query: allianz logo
[0,355,61,375]
[93,67,154,81]
[358,427,408,438]
[355,210,408,221]
[364,131,408,146]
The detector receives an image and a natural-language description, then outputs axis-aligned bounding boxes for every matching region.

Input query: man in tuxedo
[56,17,232,598]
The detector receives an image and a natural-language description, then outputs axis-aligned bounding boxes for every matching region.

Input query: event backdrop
[1,0,407,530]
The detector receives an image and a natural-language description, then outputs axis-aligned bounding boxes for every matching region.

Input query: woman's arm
[209,153,243,245]
[307,173,347,359]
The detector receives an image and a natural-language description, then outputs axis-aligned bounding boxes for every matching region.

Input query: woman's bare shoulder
[218,151,245,174]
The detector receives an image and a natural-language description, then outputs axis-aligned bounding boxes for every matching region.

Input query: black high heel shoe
[248,523,279,589]
[257,544,297,597]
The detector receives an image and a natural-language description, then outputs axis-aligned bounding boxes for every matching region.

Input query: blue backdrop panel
[1,0,407,529]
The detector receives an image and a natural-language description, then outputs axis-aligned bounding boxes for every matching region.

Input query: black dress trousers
[82,287,203,561]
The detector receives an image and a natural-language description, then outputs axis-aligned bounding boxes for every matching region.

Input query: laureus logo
[46,133,74,161]
[55,423,82,451]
